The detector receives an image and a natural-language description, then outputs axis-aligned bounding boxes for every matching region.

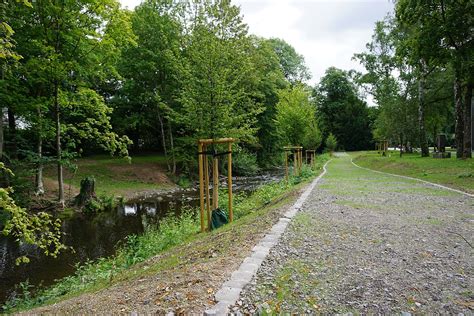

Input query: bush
[82,194,118,214]
[232,149,260,176]
[176,175,192,188]
[325,133,338,153]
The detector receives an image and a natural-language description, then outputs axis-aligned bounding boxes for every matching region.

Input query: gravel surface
[235,155,473,314]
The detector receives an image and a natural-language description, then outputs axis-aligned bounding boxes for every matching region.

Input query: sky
[119,0,394,86]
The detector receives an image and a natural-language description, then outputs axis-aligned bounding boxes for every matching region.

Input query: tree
[275,85,321,149]
[248,36,288,166]
[175,0,263,167]
[266,38,310,84]
[111,0,182,173]
[5,0,131,204]
[315,67,372,151]
[0,0,32,162]
[354,16,419,156]
[396,0,474,158]
[325,133,338,154]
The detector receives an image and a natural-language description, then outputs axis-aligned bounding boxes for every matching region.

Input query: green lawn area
[45,154,176,198]
[352,151,474,194]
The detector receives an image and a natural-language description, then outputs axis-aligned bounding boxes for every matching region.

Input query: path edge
[350,157,474,198]
[204,159,332,315]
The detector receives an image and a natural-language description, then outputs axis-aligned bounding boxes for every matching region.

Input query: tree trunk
[454,74,464,159]
[54,83,64,206]
[7,107,18,159]
[463,81,472,158]
[74,177,96,207]
[399,133,404,157]
[418,70,429,157]
[35,106,44,195]
[157,113,170,172]
[168,121,176,175]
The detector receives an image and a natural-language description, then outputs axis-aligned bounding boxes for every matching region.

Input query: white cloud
[234,0,394,86]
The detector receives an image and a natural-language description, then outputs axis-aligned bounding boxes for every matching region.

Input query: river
[0,170,283,305]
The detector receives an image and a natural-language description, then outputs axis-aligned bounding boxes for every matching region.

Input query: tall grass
[3,154,330,312]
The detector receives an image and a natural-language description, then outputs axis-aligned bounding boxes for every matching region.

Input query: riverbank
[43,154,177,201]
[352,151,474,194]
[4,155,330,313]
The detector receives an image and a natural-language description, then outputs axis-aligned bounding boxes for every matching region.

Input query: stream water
[0,170,283,305]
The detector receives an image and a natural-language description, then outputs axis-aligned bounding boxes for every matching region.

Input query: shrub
[232,149,260,176]
[325,133,338,153]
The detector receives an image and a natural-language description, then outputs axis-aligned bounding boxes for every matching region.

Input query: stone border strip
[205,160,332,315]
[350,158,474,198]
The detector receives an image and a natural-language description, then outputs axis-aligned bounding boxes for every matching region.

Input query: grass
[4,154,330,313]
[352,151,474,194]
[44,154,175,198]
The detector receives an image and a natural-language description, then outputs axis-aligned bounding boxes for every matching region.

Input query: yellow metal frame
[197,138,234,232]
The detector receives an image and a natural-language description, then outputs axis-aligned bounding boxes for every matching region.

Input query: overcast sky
[119,0,394,86]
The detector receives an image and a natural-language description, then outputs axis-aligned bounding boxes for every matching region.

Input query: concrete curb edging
[204,159,332,315]
[350,158,474,198]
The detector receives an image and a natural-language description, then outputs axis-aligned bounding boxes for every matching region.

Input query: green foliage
[353,16,419,147]
[176,175,192,188]
[0,0,31,60]
[122,211,198,266]
[266,38,310,84]
[62,88,132,156]
[176,0,264,161]
[0,163,66,265]
[83,195,119,215]
[325,133,338,153]
[275,85,321,149]
[315,67,372,151]
[1,0,133,203]
[232,148,260,176]
[250,37,288,167]
[394,0,473,158]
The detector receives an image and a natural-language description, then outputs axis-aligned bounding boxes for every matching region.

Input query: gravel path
[235,155,473,314]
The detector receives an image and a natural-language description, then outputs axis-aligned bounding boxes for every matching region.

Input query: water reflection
[0,169,283,305]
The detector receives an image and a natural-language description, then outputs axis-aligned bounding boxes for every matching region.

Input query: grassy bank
[44,154,176,199]
[352,151,474,194]
[4,155,330,313]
